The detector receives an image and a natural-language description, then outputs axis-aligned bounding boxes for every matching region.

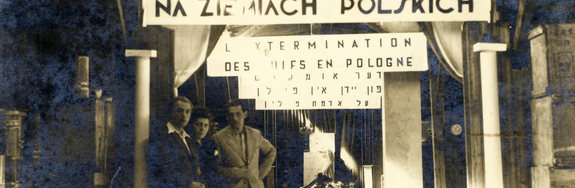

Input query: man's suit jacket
[211,125,276,188]
[149,122,201,187]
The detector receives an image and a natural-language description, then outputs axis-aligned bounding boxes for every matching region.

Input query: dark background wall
[0,0,138,187]
[0,0,574,187]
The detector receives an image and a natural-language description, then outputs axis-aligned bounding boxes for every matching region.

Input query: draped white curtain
[161,23,465,96]
[431,22,464,79]
[378,22,464,82]
[163,25,212,96]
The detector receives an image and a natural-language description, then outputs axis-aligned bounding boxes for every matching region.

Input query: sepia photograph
[0,0,574,187]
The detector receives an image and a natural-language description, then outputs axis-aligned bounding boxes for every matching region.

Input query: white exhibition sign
[207,33,428,109]
[144,0,490,25]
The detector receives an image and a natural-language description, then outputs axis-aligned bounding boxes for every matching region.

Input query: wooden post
[515,68,532,188]
[125,49,157,188]
[195,64,206,108]
[382,72,422,188]
[530,97,553,188]
[76,56,90,98]
[94,89,105,188]
[463,22,486,188]
[0,155,4,188]
[2,110,26,188]
[105,97,116,171]
[430,63,447,188]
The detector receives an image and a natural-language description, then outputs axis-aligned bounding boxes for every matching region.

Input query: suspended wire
[369,109,373,164]
[362,109,365,164]
[273,109,278,183]
[296,110,305,131]
[319,110,323,133]
[323,110,327,133]
[305,109,310,133]
[226,76,231,100]
[327,110,332,133]
[288,110,291,131]
[350,110,356,154]
[287,110,291,132]
[293,110,297,132]
[285,110,289,131]
[329,23,333,33]
[370,109,375,163]
[327,110,330,133]
[342,110,347,140]
[273,110,277,147]
[310,24,313,35]
[341,109,347,164]
[332,109,336,134]
[319,109,323,132]
[194,74,199,102]
[292,110,295,129]
[367,109,371,163]
[264,109,267,138]
[276,110,279,188]
[365,109,369,164]
[313,109,317,133]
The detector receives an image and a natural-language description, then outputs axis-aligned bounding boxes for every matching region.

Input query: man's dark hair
[225,98,246,112]
[190,107,213,123]
[167,96,192,113]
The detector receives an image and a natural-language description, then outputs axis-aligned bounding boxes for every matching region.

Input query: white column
[0,155,4,188]
[125,50,157,188]
[473,43,507,188]
[362,165,373,188]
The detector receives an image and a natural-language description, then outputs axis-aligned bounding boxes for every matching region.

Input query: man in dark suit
[211,99,276,188]
[149,96,204,188]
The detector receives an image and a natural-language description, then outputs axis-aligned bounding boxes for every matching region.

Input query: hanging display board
[208,32,428,109]
[143,0,491,25]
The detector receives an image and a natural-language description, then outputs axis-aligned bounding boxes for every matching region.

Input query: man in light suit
[211,99,276,188]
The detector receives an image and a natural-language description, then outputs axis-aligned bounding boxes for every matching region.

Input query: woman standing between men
[187,107,220,188]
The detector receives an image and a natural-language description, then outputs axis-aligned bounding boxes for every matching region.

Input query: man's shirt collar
[231,126,245,136]
[167,122,191,139]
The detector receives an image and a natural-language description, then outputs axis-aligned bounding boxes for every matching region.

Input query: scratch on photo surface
[110,167,122,187]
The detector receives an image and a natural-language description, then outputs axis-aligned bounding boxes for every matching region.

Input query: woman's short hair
[190,107,213,123]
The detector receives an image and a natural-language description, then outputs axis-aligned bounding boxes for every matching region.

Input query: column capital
[473,43,507,52]
[92,89,103,99]
[125,49,157,58]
